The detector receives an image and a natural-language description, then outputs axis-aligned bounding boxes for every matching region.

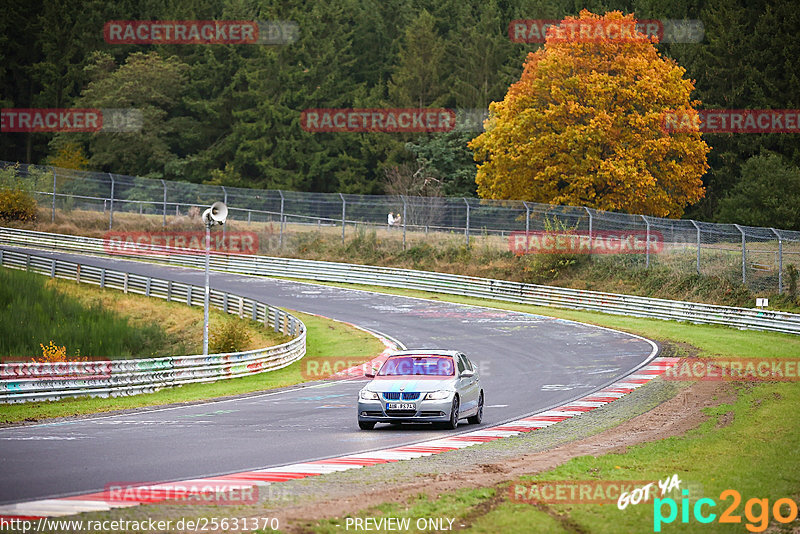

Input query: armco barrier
[1,226,799,335]
[0,248,306,403]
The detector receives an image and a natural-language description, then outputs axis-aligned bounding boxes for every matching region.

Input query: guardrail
[0,247,306,403]
[2,226,799,335]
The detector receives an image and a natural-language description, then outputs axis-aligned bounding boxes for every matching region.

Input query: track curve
[0,247,657,505]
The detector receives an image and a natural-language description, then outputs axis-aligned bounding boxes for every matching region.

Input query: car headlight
[424,390,451,400]
[359,389,379,400]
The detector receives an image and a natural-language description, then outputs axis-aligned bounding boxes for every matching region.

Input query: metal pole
[108,173,115,230]
[203,222,211,356]
[51,167,56,222]
[221,186,227,239]
[690,220,701,275]
[401,196,407,250]
[464,198,470,247]
[734,224,746,284]
[523,201,530,254]
[160,179,167,227]
[339,193,346,244]
[278,190,284,248]
[584,206,592,255]
[771,228,783,293]
[641,215,650,268]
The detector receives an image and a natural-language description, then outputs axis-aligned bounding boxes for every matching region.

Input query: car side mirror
[365,372,375,378]
[461,369,475,378]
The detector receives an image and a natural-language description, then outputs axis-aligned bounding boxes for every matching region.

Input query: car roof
[387,349,461,357]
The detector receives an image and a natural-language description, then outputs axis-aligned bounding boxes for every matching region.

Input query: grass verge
[0,267,289,359]
[1,305,385,425]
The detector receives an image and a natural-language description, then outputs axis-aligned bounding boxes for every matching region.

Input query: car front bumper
[357,396,455,423]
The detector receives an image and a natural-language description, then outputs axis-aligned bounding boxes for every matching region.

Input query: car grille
[382,392,421,401]
[385,409,417,417]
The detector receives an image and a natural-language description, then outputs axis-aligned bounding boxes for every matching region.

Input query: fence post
[108,173,115,230]
[463,198,470,247]
[734,224,746,285]
[221,186,228,239]
[523,201,531,254]
[278,190,284,248]
[641,215,650,268]
[160,179,167,227]
[51,167,57,222]
[771,228,783,293]
[690,220,701,275]
[583,206,593,256]
[339,193,346,244]
[401,196,407,250]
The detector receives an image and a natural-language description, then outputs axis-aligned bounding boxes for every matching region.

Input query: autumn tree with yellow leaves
[470,10,709,218]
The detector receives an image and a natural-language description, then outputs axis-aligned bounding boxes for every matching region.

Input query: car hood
[366,377,455,393]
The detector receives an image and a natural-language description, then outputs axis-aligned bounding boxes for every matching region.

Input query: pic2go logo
[654,489,799,532]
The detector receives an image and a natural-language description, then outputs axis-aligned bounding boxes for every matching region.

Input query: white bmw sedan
[357,350,484,430]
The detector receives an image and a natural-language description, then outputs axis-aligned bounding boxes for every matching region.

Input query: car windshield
[377,356,455,376]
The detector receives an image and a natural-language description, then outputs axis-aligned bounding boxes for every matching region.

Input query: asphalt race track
[0,247,657,505]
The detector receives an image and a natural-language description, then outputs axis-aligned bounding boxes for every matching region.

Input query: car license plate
[386,402,415,410]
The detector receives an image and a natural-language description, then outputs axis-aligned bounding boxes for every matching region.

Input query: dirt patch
[277,380,734,533]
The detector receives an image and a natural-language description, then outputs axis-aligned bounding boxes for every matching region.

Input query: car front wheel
[467,391,484,424]
[443,396,459,430]
[358,421,375,430]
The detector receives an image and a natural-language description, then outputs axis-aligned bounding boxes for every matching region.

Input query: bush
[0,187,38,222]
[209,319,251,353]
[35,341,68,363]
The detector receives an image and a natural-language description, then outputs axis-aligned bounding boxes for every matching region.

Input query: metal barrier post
[108,173,115,230]
[464,198,470,247]
[278,190,285,248]
[339,193,346,244]
[690,220,701,275]
[221,186,227,239]
[523,201,531,254]
[734,224,746,284]
[641,215,650,268]
[161,179,167,227]
[51,167,56,222]
[402,196,407,250]
[584,206,592,256]
[771,228,783,293]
